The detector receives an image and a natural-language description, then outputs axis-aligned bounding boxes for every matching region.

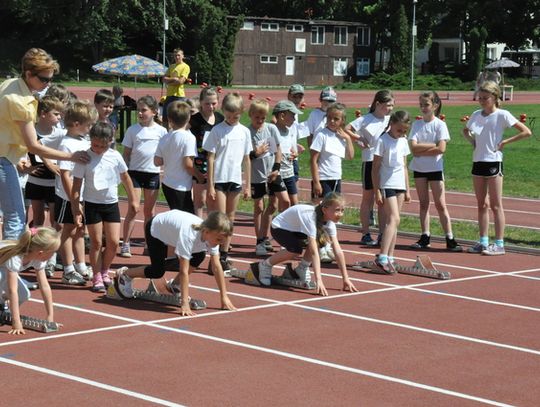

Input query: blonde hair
[193,211,233,236]
[0,227,60,265]
[249,99,270,116]
[167,101,191,127]
[222,92,244,113]
[38,96,64,115]
[64,100,98,128]
[326,102,347,125]
[315,193,344,246]
[479,81,501,107]
[21,48,60,76]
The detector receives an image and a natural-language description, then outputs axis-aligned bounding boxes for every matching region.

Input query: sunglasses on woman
[34,74,54,84]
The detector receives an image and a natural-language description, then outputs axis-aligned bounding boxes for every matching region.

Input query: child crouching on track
[71,122,137,292]
[250,193,358,296]
[0,227,61,335]
[115,210,236,316]
[372,111,411,273]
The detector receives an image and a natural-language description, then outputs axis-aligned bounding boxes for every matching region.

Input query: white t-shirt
[203,121,252,184]
[271,204,337,239]
[409,117,450,173]
[56,135,91,201]
[155,129,197,191]
[150,210,219,259]
[374,133,410,190]
[122,122,167,173]
[310,127,346,180]
[466,109,517,162]
[0,254,46,275]
[72,149,127,204]
[277,125,297,180]
[305,108,327,136]
[28,127,66,187]
[349,113,390,162]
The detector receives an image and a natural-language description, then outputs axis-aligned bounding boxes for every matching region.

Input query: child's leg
[275,190,290,212]
[192,182,207,218]
[380,196,399,256]
[487,175,505,240]
[223,191,241,253]
[261,194,280,238]
[30,199,46,226]
[72,225,87,265]
[266,248,300,266]
[253,197,265,239]
[142,188,159,225]
[415,178,431,234]
[387,194,405,258]
[59,224,75,269]
[87,222,104,274]
[360,189,374,234]
[430,180,453,235]
[122,187,141,245]
[102,221,121,271]
[472,176,490,238]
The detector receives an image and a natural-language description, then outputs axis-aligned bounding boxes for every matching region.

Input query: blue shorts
[282,176,298,196]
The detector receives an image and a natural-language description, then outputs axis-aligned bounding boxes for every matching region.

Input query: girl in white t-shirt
[345,90,394,247]
[115,210,237,316]
[250,193,358,296]
[372,111,411,273]
[120,96,167,258]
[0,227,60,335]
[463,81,531,256]
[71,123,137,293]
[409,91,462,252]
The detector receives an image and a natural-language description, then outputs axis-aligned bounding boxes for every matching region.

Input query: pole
[162,0,168,95]
[410,0,417,91]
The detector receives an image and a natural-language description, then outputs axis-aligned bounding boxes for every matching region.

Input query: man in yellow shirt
[162,48,190,127]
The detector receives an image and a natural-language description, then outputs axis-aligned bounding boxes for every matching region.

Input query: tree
[387,4,410,74]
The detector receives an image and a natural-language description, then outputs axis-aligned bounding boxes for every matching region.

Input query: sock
[446,233,454,240]
[299,259,311,269]
[378,254,389,264]
[64,264,75,275]
[495,239,504,247]
[480,236,489,246]
[388,256,394,264]
[75,262,87,273]
[422,232,430,237]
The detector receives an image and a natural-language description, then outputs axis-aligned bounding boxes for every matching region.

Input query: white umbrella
[485,58,520,85]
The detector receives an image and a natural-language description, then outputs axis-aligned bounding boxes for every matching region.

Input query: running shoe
[119,242,132,258]
[115,267,134,298]
[446,237,463,252]
[101,271,112,287]
[410,234,431,249]
[294,265,312,283]
[482,244,505,256]
[61,270,86,286]
[263,238,274,252]
[360,233,377,246]
[249,261,272,286]
[374,257,393,275]
[255,242,268,256]
[91,272,106,293]
[467,242,487,254]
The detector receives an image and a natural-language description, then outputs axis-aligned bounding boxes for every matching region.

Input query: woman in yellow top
[0,48,89,240]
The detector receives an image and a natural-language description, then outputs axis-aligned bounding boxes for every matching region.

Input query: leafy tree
[387,4,410,74]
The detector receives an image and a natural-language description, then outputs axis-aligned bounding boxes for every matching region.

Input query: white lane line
[0,357,185,407]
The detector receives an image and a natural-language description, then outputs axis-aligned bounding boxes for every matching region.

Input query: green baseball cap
[272,100,303,115]
[288,84,305,95]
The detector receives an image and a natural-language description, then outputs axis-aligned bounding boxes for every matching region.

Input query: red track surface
[1,201,539,406]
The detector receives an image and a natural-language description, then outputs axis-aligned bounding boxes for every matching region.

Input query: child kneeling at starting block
[115,210,237,316]
[250,193,358,296]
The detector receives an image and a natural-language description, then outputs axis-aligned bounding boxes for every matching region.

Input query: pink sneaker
[101,270,112,287]
[91,272,105,293]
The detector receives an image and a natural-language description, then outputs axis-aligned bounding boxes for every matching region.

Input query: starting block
[231,263,317,290]
[0,304,59,333]
[108,278,207,310]
[352,255,451,280]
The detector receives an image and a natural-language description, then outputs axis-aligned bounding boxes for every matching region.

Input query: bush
[337,72,470,91]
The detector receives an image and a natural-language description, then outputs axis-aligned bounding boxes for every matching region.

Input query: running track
[1,201,539,406]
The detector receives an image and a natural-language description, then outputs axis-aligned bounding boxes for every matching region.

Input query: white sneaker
[119,242,132,258]
[319,246,333,263]
[166,278,181,294]
[482,244,505,256]
[76,265,93,281]
[115,267,134,298]
[295,265,312,283]
[255,242,268,256]
[254,261,272,286]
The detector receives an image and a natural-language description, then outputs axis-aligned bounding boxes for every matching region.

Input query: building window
[357,27,371,46]
[241,21,254,30]
[356,58,370,76]
[334,26,347,46]
[311,26,325,45]
[334,58,348,76]
[261,22,279,32]
[260,55,278,64]
[286,24,303,32]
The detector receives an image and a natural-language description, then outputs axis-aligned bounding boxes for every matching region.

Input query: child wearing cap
[305,86,337,147]
[287,84,308,185]
[272,100,304,206]
[248,99,290,256]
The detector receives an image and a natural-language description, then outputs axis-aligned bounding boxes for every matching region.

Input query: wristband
[272,162,281,172]
[249,151,257,160]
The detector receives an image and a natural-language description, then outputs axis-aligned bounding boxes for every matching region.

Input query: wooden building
[230,16,374,86]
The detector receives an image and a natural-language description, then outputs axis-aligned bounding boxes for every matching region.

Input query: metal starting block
[107,279,207,310]
[0,307,59,333]
[352,255,450,280]
[231,263,317,290]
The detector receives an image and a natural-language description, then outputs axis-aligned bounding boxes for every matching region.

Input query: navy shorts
[282,176,298,196]
[271,227,308,254]
[25,182,55,203]
[311,179,341,199]
[84,201,120,225]
[472,161,503,177]
[413,171,444,181]
[362,161,374,190]
[128,170,160,190]
[214,182,242,193]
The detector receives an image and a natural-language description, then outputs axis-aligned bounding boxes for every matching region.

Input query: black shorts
[25,182,56,203]
[162,183,194,213]
[282,176,298,195]
[143,217,206,279]
[128,170,160,190]
[472,161,503,177]
[362,161,374,190]
[293,159,299,182]
[193,157,208,184]
[271,227,308,254]
[251,176,287,200]
[55,196,76,225]
[214,182,242,193]
[413,171,444,182]
[381,189,406,199]
[311,179,341,199]
[84,201,120,225]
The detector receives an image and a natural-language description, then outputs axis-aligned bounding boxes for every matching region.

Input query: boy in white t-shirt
[71,122,137,292]
[155,101,197,213]
[304,86,337,147]
[203,93,252,273]
[55,101,96,286]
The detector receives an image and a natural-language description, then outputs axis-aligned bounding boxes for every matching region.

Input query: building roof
[228,15,368,27]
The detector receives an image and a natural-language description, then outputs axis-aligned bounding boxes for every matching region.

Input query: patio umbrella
[485,58,520,84]
[92,54,166,78]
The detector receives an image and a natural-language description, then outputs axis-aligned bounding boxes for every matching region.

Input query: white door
[286,56,295,76]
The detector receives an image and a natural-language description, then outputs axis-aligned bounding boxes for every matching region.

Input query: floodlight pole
[162,0,168,67]
[410,0,418,91]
